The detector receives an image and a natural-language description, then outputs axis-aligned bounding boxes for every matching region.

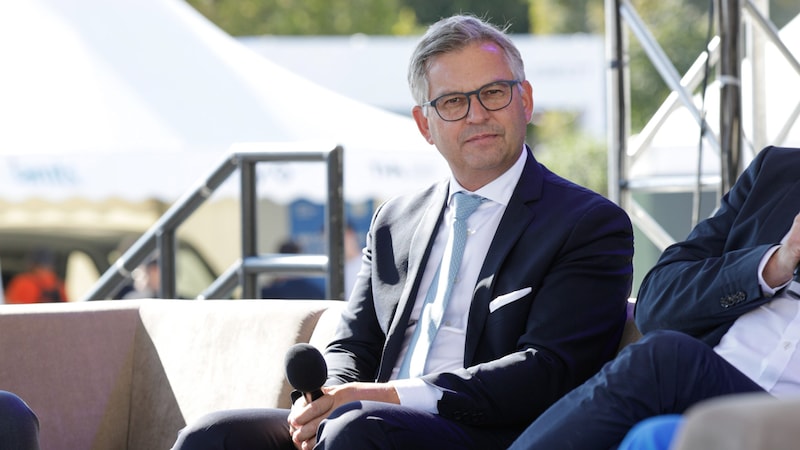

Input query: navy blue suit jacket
[636,146,800,346]
[324,148,634,429]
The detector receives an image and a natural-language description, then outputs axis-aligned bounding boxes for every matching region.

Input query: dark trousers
[507,330,766,450]
[172,401,519,450]
[0,390,40,450]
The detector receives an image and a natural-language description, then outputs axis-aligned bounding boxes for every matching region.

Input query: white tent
[0,0,452,288]
[0,0,448,205]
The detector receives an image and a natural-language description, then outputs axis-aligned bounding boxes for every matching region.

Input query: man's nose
[465,94,490,122]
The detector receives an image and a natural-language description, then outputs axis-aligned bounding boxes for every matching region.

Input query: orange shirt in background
[5,269,68,304]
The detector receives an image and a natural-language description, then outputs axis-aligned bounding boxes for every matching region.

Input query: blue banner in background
[288,199,373,255]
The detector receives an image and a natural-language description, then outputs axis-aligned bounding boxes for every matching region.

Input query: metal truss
[606,0,800,253]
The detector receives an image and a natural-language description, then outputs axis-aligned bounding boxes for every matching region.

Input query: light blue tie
[398,191,484,378]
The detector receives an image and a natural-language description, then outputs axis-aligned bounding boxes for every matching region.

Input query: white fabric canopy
[0,0,448,203]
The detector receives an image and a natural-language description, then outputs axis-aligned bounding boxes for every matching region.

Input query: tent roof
[0,0,448,203]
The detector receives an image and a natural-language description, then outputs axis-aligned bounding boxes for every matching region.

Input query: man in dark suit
[0,390,40,449]
[508,145,800,450]
[172,14,633,450]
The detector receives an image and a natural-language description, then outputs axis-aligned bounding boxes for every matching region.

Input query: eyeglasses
[423,80,521,122]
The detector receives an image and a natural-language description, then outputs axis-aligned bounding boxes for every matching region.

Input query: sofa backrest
[0,301,141,450]
[0,299,345,450]
[0,297,636,450]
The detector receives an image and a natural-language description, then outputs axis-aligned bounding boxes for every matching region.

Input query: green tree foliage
[186,0,418,35]
[771,0,800,28]
[402,0,530,32]
[625,0,713,132]
[530,112,608,196]
[528,0,604,34]
[529,0,800,131]
[530,0,713,132]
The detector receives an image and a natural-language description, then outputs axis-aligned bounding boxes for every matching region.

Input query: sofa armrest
[308,300,346,351]
[0,298,347,450]
[672,393,800,450]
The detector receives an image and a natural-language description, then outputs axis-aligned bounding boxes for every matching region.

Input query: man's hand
[765,212,800,288]
[287,382,401,450]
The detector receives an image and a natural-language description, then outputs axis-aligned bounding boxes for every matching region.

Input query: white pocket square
[488,287,533,313]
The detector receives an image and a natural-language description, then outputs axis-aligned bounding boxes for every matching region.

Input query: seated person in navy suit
[172,14,633,450]
[508,146,800,450]
[260,240,325,300]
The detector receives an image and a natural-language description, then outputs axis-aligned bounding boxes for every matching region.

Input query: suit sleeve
[635,147,775,342]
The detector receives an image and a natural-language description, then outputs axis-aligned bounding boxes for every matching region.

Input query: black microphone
[284,343,327,402]
[786,267,800,300]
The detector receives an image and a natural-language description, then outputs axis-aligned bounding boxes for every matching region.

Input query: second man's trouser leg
[507,330,766,450]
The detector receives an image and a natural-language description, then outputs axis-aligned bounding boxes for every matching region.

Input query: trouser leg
[171,408,294,450]
[0,391,40,450]
[315,401,519,450]
[507,330,765,450]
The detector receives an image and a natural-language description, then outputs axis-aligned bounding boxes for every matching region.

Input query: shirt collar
[447,146,527,207]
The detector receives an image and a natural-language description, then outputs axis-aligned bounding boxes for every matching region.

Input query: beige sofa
[7,298,778,450]
[672,393,800,450]
[0,299,346,450]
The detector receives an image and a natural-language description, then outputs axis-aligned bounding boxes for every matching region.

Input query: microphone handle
[305,389,324,402]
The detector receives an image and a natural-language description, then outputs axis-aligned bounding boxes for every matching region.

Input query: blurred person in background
[122,257,161,299]
[343,224,364,299]
[260,240,325,300]
[5,249,67,304]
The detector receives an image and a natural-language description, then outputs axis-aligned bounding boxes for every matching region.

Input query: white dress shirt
[714,244,800,397]
[388,148,526,412]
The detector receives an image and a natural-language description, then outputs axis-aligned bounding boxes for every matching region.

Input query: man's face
[412,41,534,191]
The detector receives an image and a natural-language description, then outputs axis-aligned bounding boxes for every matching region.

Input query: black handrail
[81,143,345,301]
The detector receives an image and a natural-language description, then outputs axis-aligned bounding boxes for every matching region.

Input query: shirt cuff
[388,378,443,414]
[759,245,790,296]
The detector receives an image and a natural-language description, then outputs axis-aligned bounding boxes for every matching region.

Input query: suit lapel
[464,149,543,363]
[380,181,448,378]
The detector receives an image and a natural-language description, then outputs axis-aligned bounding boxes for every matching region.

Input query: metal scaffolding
[606,0,800,258]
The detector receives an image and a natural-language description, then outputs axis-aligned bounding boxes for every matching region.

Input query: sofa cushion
[128,299,338,450]
[673,393,800,450]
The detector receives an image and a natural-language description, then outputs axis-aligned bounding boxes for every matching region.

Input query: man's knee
[0,391,39,429]
[625,330,707,361]
[0,391,40,450]
[317,401,392,449]
[171,412,222,450]
[319,401,373,434]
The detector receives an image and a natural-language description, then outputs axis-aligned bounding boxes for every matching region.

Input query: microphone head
[284,343,328,393]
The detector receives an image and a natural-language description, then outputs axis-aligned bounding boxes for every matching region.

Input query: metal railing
[81,142,345,301]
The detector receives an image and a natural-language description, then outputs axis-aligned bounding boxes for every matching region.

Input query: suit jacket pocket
[488,287,533,313]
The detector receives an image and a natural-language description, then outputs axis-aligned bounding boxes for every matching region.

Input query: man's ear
[521,80,535,123]
[412,105,434,144]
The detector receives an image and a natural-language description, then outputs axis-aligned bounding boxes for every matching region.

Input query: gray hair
[408,15,526,106]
